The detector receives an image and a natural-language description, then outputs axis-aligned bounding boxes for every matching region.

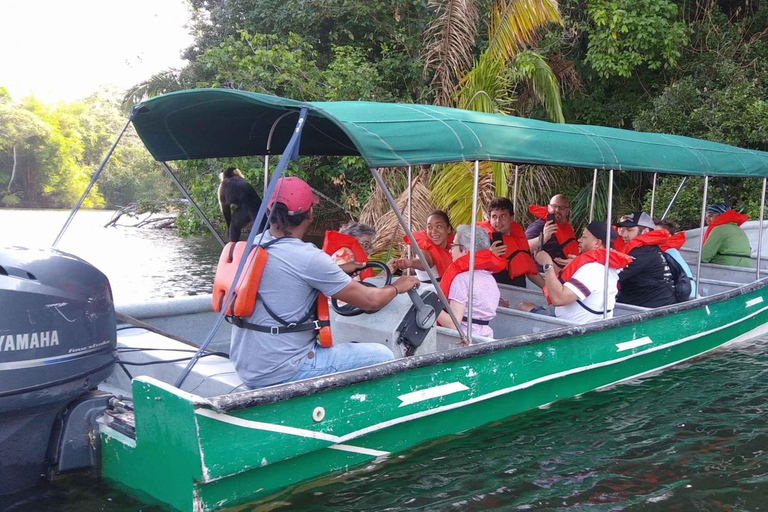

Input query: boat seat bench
[107,325,247,398]
[498,283,649,318]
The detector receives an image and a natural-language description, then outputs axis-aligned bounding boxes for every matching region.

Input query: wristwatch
[542,263,554,273]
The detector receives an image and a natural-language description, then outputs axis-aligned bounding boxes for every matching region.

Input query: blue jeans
[287,342,395,382]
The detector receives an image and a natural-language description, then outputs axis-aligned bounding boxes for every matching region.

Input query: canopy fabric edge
[131,89,768,178]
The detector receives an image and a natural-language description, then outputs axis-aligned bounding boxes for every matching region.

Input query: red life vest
[477,220,538,278]
[660,232,686,251]
[321,230,375,281]
[212,239,333,347]
[622,229,670,254]
[703,209,748,243]
[439,249,507,299]
[403,230,454,277]
[611,227,626,252]
[543,248,633,304]
[528,205,579,257]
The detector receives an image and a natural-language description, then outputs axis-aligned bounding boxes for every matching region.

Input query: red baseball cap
[268,177,319,215]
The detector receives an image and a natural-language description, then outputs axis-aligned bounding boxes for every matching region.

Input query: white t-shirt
[555,262,619,324]
[415,264,438,283]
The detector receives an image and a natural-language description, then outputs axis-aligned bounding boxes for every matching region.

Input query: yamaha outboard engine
[0,247,116,495]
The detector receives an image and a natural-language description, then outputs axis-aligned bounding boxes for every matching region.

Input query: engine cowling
[0,246,116,495]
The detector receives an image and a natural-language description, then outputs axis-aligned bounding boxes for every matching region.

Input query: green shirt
[701,223,752,268]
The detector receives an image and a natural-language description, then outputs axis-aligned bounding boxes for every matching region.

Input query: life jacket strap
[461,316,490,326]
[716,251,751,258]
[505,249,532,262]
[259,291,316,326]
[575,299,611,316]
[226,315,330,335]
[555,237,577,251]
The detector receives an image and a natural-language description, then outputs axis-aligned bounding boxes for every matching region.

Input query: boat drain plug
[312,407,325,422]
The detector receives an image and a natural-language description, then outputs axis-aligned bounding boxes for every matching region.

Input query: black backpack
[661,251,692,302]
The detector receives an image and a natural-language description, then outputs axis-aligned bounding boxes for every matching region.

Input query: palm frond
[423,0,480,106]
[370,172,435,257]
[120,69,184,113]
[486,0,562,64]
[508,50,564,122]
[431,161,503,225]
[453,53,514,113]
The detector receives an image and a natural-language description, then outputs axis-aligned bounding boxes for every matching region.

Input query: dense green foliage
[6,0,766,238]
[0,89,173,209]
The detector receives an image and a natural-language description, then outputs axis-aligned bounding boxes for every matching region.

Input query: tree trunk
[7,144,16,192]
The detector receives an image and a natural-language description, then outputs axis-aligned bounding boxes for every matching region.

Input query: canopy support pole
[466,160,481,342]
[512,165,519,220]
[589,168,598,223]
[263,156,269,198]
[407,166,413,271]
[53,115,134,248]
[650,173,658,219]
[695,176,709,296]
[175,108,309,389]
[603,169,614,319]
[161,162,226,247]
[264,111,297,198]
[370,167,467,343]
[662,177,687,220]
[757,177,766,281]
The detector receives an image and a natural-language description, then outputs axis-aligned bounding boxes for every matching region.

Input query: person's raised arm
[332,275,420,311]
[392,249,435,272]
[437,300,466,329]
[535,251,578,306]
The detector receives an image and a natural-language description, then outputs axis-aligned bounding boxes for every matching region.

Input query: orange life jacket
[477,220,538,278]
[321,230,375,281]
[403,230,454,277]
[212,239,332,347]
[543,248,633,304]
[621,229,670,254]
[703,209,748,243]
[528,205,579,257]
[660,232,686,251]
[439,249,507,300]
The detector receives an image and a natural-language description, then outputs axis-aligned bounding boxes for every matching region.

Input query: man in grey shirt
[230,177,420,388]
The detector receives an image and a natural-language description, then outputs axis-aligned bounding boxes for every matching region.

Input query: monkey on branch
[218,167,267,242]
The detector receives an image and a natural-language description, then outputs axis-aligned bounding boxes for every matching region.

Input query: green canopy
[132,88,768,177]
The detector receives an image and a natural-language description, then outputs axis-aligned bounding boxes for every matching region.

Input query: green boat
[37,89,768,510]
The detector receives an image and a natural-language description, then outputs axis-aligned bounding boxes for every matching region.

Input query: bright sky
[0,0,194,104]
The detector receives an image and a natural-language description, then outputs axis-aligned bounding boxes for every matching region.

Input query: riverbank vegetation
[2,0,765,239]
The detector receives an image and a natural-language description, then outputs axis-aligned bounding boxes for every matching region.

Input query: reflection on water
[2,337,767,511]
[0,209,221,303]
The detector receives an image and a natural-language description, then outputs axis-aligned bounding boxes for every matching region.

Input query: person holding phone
[477,197,544,290]
[526,194,579,271]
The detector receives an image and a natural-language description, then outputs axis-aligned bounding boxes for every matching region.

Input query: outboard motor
[0,247,116,495]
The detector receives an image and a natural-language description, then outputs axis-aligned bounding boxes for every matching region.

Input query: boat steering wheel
[331,261,392,317]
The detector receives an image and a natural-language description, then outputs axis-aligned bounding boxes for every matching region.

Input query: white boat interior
[110,238,764,402]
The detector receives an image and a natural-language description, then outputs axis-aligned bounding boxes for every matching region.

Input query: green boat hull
[100,282,768,511]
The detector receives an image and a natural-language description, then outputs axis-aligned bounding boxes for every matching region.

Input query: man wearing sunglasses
[526,194,580,271]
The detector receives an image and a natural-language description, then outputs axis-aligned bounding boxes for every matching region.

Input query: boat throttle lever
[407,285,436,330]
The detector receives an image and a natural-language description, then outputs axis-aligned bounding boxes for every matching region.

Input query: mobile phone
[492,231,503,244]
[546,213,555,223]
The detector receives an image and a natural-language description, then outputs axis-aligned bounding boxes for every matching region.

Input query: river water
[1,209,767,511]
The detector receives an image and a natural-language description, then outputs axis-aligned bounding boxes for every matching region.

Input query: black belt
[462,316,490,325]
[226,315,329,335]
[717,252,751,259]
